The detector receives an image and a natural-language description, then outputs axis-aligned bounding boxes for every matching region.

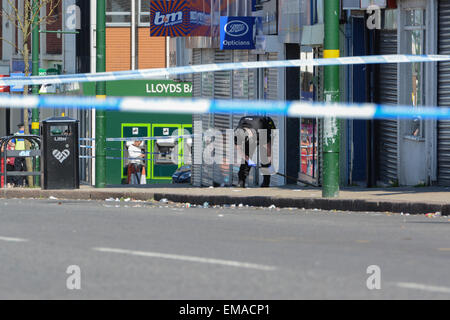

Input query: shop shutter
[212,50,232,186]
[106,28,131,71]
[265,52,281,186]
[191,49,203,186]
[376,30,398,185]
[231,51,256,185]
[438,0,450,185]
[137,29,166,69]
[316,47,324,186]
[200,49,215,186]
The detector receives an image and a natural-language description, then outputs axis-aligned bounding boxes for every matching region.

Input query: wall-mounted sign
[10,73,26,92]
[83,80,192,98]
[150,0,191,37]
[150,0,211,37]
[145,81,192,95]
[219,16,259,50]
[0,75,10,93]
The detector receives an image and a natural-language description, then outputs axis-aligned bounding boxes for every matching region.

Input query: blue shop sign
[220,16,257,50]
[10,73,26,92]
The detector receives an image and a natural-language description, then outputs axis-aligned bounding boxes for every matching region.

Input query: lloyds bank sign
[145,81,192,95]
[83,80,192,98]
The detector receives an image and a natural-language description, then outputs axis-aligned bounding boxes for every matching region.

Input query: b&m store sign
[150,0,211,37]
[150,0,190,36]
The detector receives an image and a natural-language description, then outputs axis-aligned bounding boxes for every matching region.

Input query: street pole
[95,0,106,188]
[322,0,340,198]
[31,0,40,186]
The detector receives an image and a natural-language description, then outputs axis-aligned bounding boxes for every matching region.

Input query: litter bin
[41,117,80,189]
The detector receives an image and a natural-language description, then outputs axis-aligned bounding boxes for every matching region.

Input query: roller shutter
[262,52,281,186]
[200,49,215,187]
[191,49,259,186]
[375,30,398,185]
[438,0,450,185]
[213,50,232,186]
[191,49,203,186]
[231,51,257,185]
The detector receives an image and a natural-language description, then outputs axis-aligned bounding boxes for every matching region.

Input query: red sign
[0,75,10,92]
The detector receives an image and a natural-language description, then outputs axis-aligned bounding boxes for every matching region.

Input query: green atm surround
[107,115,192,185]
[121,124,151,181]
[151,124,181,180]
[82,80,193,185]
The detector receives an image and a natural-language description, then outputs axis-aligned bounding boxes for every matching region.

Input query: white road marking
[0,236,28,242]
[93,247,276,271]
[395,282,450,294]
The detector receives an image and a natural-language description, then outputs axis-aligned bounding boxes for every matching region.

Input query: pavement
[0,184,449,215]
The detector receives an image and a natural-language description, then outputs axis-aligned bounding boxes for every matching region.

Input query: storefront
[181,0,286,187]
[296,47,322,186]
[83,79,192,185]
[189,46,285,187]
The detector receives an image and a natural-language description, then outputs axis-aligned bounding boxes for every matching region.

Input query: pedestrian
[13,123,27,187]
[126,140,146,185]
[234,116,276,188]
[1,139,15,187]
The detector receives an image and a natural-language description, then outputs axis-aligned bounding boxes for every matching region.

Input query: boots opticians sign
[220,16,258,50]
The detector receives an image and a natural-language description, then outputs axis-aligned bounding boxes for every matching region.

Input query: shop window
[403,8,426,139]
[138,0,150,26]
[382,8,397,30]
[106,0,131,26]
[299,47,319,183]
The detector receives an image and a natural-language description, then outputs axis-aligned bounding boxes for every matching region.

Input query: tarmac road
[0,198,449,299]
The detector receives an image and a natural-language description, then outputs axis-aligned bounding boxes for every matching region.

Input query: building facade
[0,0,77,137]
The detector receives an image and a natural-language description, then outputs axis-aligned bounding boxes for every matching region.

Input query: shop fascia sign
[219,16,262,50]
[149,0,211,37]
[145,81,192,95]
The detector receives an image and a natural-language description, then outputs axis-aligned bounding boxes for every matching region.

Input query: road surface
[0,198,449,299]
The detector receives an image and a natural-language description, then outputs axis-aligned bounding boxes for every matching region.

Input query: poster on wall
[300,119,318,178]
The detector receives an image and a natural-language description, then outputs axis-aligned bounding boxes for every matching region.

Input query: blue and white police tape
[0,54,450,86]
[1,94,450,120]
[105,134,194,142]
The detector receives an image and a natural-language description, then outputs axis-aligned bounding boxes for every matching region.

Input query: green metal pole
[322,0,340,198]
[31,0,40,186]
[95,0,107,188]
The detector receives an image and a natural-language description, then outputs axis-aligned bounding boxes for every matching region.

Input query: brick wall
[46,1,62,55]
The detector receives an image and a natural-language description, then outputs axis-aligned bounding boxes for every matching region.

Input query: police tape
[79,156,183,161]
[78,145,183,155]
[79,135,194,143]
[105,135,194,142]
[0,54,450,86]
[1,95,450,120]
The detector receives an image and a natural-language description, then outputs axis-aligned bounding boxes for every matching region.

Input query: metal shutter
[191,49,214,187]
[200,50,215,187]
[316,47,324,186]
[376,30,398,185]
[191,49,202,186]
[212,50,232,186]
[231,51,256,185]
[438,0,450,185]
[265,52,281,186]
